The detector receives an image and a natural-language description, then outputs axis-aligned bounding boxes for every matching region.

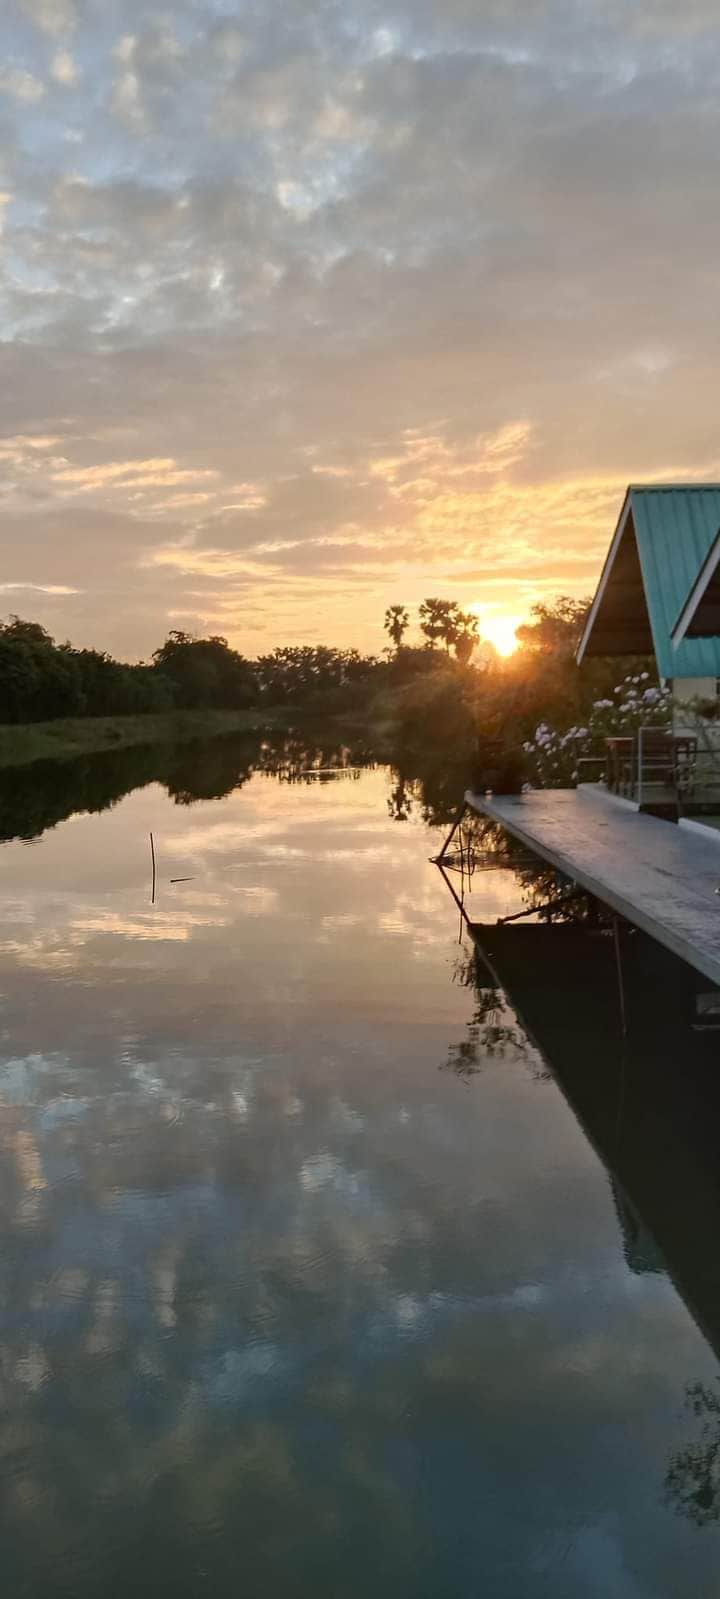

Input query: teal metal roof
[630,486,720,679]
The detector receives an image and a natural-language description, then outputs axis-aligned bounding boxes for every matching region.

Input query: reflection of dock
[468,918,720,1362]
[463,787,720,987]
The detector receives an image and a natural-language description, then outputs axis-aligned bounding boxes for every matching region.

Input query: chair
[672,735,698,798]
[605,737,634,794]
[633,729,697,804]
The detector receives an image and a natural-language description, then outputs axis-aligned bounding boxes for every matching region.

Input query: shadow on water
[437,840,720,1526]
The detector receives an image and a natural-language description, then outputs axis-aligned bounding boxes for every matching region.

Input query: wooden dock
[466,786,720,988]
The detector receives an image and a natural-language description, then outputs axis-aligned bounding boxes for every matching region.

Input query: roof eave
[672,527,720,647]
[575,487,633,664]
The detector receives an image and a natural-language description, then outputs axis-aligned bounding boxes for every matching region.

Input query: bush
[522,672,672,787]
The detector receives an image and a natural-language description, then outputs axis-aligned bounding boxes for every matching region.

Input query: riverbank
[0,707,287,770]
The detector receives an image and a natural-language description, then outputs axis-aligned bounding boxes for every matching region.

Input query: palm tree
[440,601,462,654]
[419,597,452,650]
[454,610,480,665]
[419,598,465,653]
[383,605,410,653]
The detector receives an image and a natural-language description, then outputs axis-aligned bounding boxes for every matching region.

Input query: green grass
[0,708,286,770]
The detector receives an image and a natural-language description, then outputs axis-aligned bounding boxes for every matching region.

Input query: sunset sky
[2,0,720,660]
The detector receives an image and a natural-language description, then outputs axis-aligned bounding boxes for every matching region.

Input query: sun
[469,607,520,657]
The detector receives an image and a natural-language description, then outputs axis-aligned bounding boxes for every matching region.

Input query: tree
[440,601,462,654]
[383,605,410,653]
[515,596,590,657]
[3,615,54,646]
[419,598,444,650]
[255,646,378,704]
[0,616,84,722]
[419,598,460,651]
[152,631,257,709]
[454,610,479,665]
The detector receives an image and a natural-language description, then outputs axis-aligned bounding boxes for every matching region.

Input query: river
[1,731,719,1596]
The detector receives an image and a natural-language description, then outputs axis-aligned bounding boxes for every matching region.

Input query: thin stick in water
[150,831,156,905]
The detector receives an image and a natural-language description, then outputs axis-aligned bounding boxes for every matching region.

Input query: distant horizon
[4,0,720,659]
[0,600,521,663]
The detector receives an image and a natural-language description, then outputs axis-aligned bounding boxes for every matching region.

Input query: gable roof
[576,485,720,679]
[672,526,720,645]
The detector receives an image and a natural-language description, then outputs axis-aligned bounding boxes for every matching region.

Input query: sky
[2,0,720,662]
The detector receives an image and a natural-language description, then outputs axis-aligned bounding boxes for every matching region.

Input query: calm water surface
[1,739,720,1596]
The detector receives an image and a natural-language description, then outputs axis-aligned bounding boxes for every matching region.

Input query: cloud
[1,0,720,654]
[50,456,219,495]
[0,581,79,594]
[50,49,78,86]
[20,0,76,31]
[0,67,44,103]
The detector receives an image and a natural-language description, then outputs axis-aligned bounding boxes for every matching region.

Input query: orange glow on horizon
[470,608,520,657]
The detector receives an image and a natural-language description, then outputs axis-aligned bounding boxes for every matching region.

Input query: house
[446,486,720,993]
[576,485,720,708]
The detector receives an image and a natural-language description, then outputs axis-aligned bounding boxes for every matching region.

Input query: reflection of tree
[665,1379,720,1525]
[441,951,533,1078]
[0,730,382,844]
[0,722,480,844]
[165,734,255,802]
[0,744,173,843]
[386,755,472,829]
[255,734,374,785]
[387,777,413,822]
[440,814,607,928]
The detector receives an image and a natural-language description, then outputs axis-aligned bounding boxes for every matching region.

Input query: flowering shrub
[523,672,673,788]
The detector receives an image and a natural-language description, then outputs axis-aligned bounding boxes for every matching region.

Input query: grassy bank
[0,707,286,770]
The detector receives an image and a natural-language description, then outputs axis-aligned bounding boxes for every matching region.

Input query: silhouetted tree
[454,611,480,664]
[384,605,410,652]
[0,616,84,721]
[255,645,378,706]
[152,631,257,710]
[419,598,448,650]
[515,596,590,656]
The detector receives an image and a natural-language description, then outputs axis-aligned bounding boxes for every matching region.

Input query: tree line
[0,618,258,724]
[0,597,483,725]
[0,595,598,728]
